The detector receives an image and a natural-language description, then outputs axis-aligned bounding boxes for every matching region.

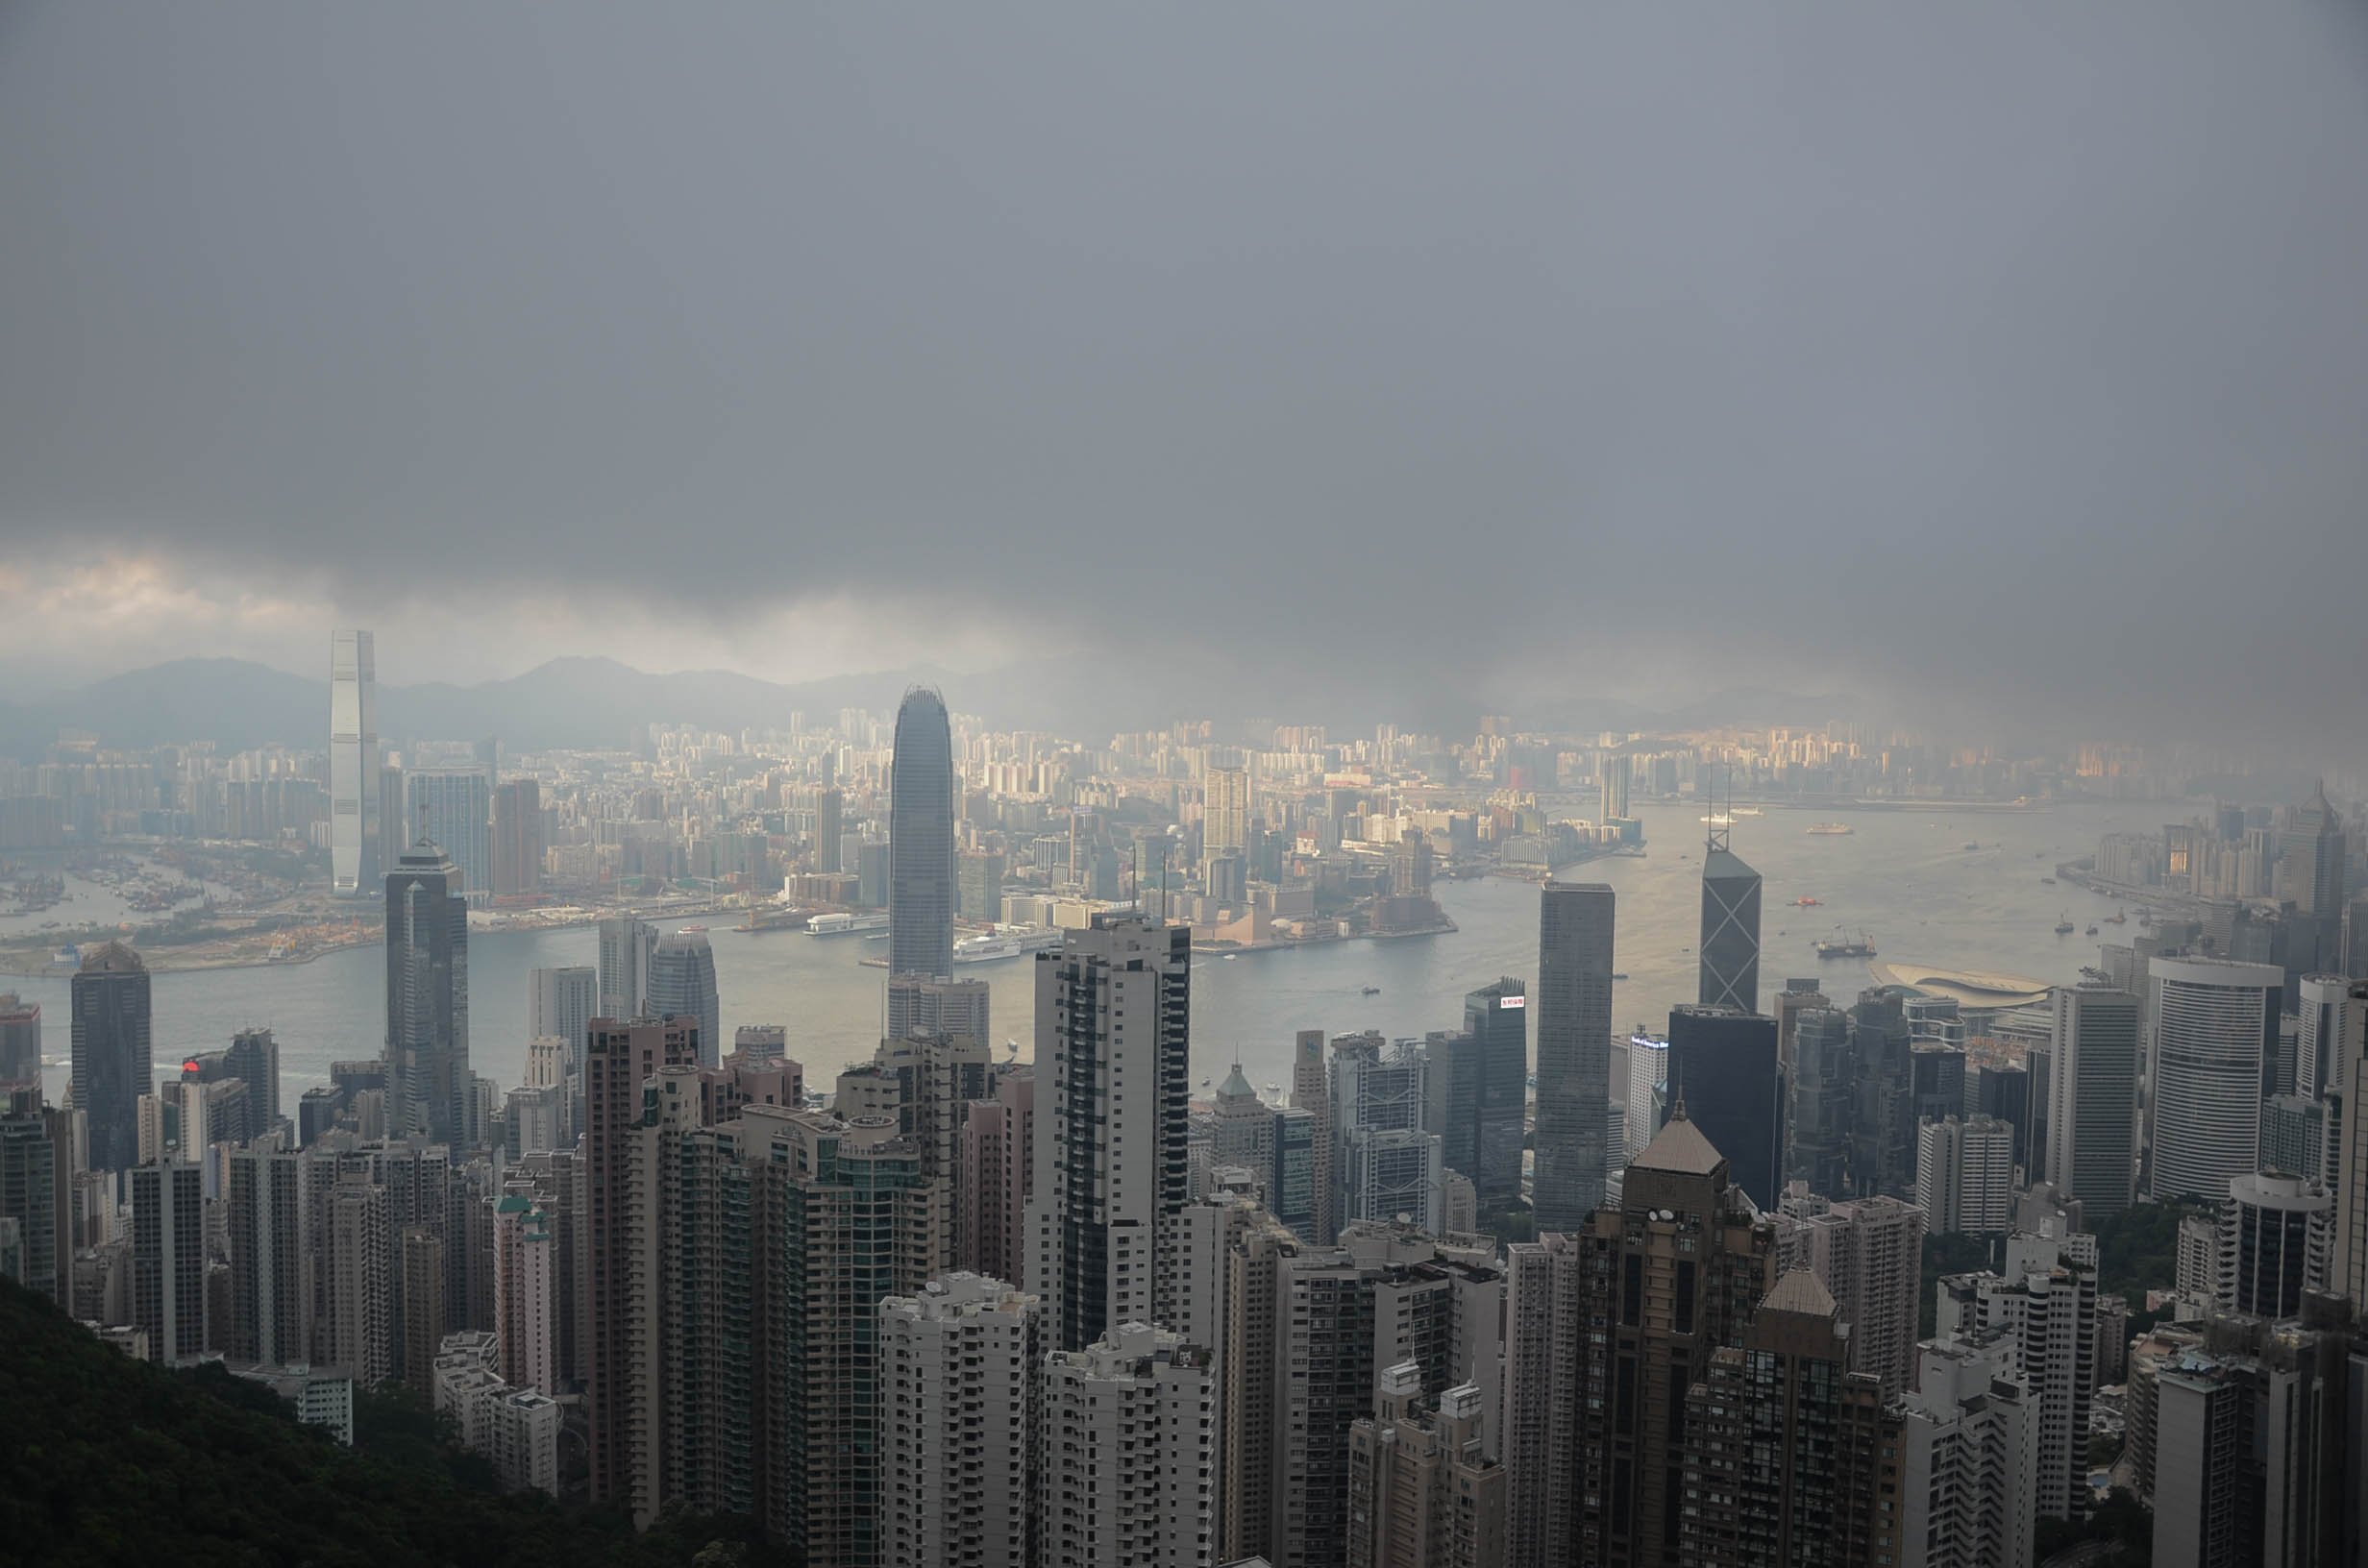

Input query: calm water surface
[31,799,2166,1110]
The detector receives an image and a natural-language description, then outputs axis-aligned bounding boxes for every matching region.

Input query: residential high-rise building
[1534,882,1615,1230]
[71,941,151,1173]
[329,629,378,897]
[1666,1005,1784,1211]
[957,1067,1033,1286]
[405,769,493,899]
[889,688,956,981]
[491,1194,559,1395]
[1916,1115,2015,1236]
[812,786,845,873]
[1040,1321,1214,1568]
[2216,1168,2332,1319]
[1897,1330,2039,1568]
[1564,1106,1778,1564]
[220,1027,281,1137]
[226,1135,309,1366]
[318,1176,391,1387]
[885,973,989,1044]
[528,966,597,1066]
[1676,1269,1900,1568]
[2050,983,2139,1218]
[1697,826,1762,1015]
[1936,1227,2100,1522]
[130,1156,207,1364]
[1203,764,1250,883]
[1291,1028,1334,1243]
[1025,914,1192,1352]
[1599,756,1629,825]
[877,1274,1044,1568]
[402,1226,448,1399]
[490,776,543,898]
[597,919,657,1019]
[2149,957,2282,1204]
[1345,1364,1507,1568]
[1501,1232,1580,1568]
[648,928,722,1068]
[1788,1191,1926,1396]
[383,842,471,1146]
[583,1016,698,1511]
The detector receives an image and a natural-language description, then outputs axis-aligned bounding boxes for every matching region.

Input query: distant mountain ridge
[0,655,1853,757]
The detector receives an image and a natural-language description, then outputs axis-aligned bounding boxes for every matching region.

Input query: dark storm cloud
[3,2,2364,734]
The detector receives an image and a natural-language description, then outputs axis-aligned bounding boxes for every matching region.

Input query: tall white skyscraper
[1917,1115,2015,1236]
[329,630,378,897]
[528,967,597,1062]
[596,919,656,1019]
[1897,1331,2039,1568]
[2293,972,2350,1097]
[1936,1228,2099,1523]
[877,1273,1044,1568]
[1024,913,1192,1352]
[2148,958,2282,1204]
[1623,1033,1667,1160]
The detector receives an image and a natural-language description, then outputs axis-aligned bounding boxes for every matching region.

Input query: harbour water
[29,798,2172,1112]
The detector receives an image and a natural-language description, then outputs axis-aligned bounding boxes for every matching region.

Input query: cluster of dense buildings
[8,649,2368,1567]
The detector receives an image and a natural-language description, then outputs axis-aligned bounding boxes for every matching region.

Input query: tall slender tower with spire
[1697,772,1762,1015]
[889,688,956,983]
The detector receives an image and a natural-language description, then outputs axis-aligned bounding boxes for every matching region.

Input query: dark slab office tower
[1666,1005,1785,1212]
[71,941,151,1173]
[384,840,471,1146]
[1697,819,1762,1014]
[889,687,956,982]
[1465,977,1530,1210]
[1536,882,1616,1230]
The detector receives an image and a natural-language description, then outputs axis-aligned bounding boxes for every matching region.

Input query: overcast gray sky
[3,2,2364,737]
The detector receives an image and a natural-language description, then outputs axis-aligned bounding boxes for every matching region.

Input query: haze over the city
[5,0,2367,744]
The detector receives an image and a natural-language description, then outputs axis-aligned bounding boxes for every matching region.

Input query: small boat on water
[2085,924,2099,936]
[1611,971,1629,981]
[2107,911,2128,924]
[2040,877,2056,885]
[2054,913,2076,934]
[1361,986,1380,995]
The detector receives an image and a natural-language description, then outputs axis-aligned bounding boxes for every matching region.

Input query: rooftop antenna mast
[1705,762,1730,856]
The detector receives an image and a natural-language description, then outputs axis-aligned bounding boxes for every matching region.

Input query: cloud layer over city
[4,1,2365,738]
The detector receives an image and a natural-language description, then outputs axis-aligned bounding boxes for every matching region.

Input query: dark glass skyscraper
[1535,881,1615,1230]
[1697,842,1763,1015]
[1465,977,1529,1209]
[384,840,470,1145]
[71,941,151,1173]
[889,688,955,982]
[648,927,722,1068]
[1667,1004,1784,1211]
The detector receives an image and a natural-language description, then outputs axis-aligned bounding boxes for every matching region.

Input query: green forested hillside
[0,1280,786,1568]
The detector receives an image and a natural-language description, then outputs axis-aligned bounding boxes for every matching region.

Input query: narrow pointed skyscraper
[329,630,378,897]
[1698,810,1762,1014]
[889,688,956,982]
